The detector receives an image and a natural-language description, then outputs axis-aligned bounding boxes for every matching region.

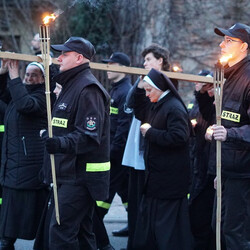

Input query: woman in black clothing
[0,60,54,250]
[133,68,193,250]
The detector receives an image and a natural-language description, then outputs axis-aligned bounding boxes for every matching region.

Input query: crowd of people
[0,22,249,250]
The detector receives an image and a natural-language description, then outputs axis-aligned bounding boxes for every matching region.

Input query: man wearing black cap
[132,68,193,249]
[42,37,110,250]
[93,52,132,250]
[197,23,250,249]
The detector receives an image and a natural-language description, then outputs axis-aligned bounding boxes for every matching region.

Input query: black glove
[45,137,61,154]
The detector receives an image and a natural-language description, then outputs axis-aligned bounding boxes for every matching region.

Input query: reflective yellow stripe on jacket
[96,201,111,210]
[110,106,118,115]
[86,162,110,172]
[0,125,4,132]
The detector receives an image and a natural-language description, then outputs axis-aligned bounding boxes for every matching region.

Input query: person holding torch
[42,37,110,250]
[197,23,250,249]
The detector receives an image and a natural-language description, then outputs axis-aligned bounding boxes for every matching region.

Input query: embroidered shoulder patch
[58,103,68,110]
[86,117,97,130]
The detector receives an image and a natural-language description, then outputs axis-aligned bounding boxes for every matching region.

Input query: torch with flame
[214,55,231,250]
[191,119,197,128]
[43,13,57,25]
[220,54,232,64]
[172,63,183,72]
[39,14,60,225]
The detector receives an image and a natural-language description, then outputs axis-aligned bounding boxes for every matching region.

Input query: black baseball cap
[102,52,130,66]
[214,23,250,47]
[51,37,96,60]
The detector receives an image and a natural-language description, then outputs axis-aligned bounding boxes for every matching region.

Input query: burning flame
[191,119,197,127]
[173,66,180,72]
[219,54,232,64]
[206,126,214,136]
[43,13,57,25]
[172,64,182,72]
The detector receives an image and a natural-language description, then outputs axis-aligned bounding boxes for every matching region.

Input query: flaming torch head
[43,13,57,25]
[219,54,232,65]
[191,119,198,127]
[172,64,183,72]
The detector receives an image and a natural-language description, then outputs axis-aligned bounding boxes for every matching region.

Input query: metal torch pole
[39,24,60,225]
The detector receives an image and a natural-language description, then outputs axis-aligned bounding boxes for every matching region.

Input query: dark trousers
[222,178,250,250]
[49,184,96,250]
[127,168,145,250]
[93,155,129,248]
[189,176,216,250]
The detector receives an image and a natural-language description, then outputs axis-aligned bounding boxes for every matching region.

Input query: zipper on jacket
[22,136,27,156]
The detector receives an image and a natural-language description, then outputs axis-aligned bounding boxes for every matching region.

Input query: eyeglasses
[223,37,243,45]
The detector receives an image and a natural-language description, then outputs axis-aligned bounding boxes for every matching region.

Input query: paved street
[15,194,128,250]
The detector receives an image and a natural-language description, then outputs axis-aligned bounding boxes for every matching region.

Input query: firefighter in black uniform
[42,37,110,250]
[197,23,250,249]
[93,52,132,250]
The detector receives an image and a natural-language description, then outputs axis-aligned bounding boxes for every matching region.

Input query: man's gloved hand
[45,137,61,154]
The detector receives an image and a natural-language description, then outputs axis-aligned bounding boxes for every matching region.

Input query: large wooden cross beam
[0,51,213,84]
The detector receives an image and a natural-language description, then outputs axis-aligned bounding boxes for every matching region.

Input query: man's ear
[77,54,90,64]
[240,42,249,53]
[76,53,84,63]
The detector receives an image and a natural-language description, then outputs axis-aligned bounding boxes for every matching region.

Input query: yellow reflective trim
[86,162,110,172]
[0,125,4,132]
[0,198,2,205]
[96,201,111,209]
[187,193,190,199]
[52,117,68,128]
[110,106,119,115]
[221,110,240,123]
[123,202,128,209]
[187,103,194,109]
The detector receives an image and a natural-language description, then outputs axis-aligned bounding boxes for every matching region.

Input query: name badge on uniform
[221,110,240,123]
[52,117,68,128]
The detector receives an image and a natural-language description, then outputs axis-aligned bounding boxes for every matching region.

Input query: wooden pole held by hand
[214,61,224,250]
[39,24,60,225]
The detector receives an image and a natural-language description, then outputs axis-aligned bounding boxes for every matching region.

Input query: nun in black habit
[133,68,193,250]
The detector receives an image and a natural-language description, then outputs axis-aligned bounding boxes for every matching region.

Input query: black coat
[0,74,7,199]
[43,63,111,201]
[197,56,250,178]
[110,77,132,155]
[188,96,213,201]
[134,88,190,199]
[0,75,51,190]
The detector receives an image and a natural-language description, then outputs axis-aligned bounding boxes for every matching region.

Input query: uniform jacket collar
[53,63,90,87]
[224,55,250,79]
[111,76,130,89]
